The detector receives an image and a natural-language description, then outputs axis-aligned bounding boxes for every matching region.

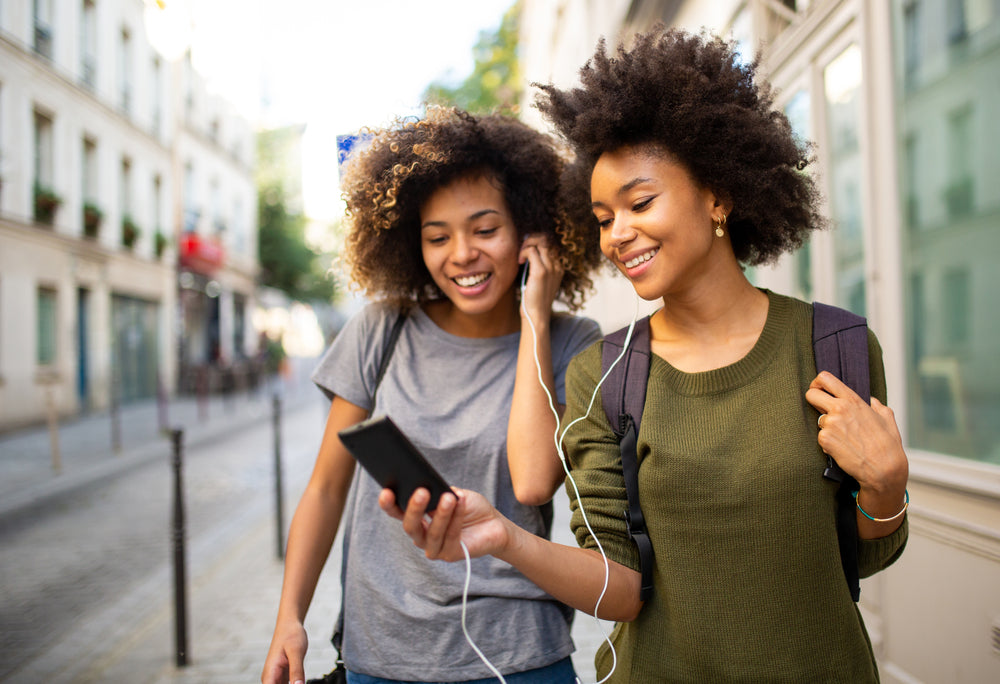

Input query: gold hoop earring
[714,213,727,238]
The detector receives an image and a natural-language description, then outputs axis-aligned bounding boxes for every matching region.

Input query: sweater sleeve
[560,343,642,572]
[856,327,909,576]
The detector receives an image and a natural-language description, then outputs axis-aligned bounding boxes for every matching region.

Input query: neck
[422,291,521,338]
[654,261,767,344]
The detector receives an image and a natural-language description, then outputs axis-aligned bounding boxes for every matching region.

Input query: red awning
[179,232,225,274]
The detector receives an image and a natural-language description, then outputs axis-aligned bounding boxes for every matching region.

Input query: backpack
[599,301,869,602]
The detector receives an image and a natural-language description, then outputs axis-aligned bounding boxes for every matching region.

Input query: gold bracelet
[851,489,909,522]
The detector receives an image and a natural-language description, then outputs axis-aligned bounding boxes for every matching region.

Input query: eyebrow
[591,177,655,208]
[421,208,501,230]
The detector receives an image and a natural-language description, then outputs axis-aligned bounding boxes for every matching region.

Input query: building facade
[0,0,257,430]
[520,1,1000,681]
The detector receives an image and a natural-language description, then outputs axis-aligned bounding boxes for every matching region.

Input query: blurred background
[0,1,997,682]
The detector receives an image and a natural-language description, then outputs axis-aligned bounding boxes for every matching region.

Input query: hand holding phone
[338,415,452,511]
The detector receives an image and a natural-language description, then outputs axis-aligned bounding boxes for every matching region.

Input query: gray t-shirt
[312,301,601,680]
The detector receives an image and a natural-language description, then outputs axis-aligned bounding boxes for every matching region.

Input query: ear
[710,192,734,221]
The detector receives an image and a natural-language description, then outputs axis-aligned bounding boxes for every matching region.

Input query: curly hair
[535,27,826,266]
[339,107,600,310]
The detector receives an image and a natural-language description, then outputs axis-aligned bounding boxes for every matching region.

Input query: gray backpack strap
[333,310,407,660]
[812,301,869,603]
[600,316,654,601]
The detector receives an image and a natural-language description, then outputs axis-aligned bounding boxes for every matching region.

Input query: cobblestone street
[0,367,610,683]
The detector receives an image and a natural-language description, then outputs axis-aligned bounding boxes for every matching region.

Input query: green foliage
[257,184,337,302]
[121,216,140,248]
[422,1,522,114]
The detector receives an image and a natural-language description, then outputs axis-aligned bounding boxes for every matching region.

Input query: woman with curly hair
[383,29,909,682]
[261,107,601,684]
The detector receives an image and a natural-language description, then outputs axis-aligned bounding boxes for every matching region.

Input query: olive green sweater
[562,291,907,683]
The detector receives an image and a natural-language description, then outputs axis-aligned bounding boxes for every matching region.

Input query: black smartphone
[337,415,452,511]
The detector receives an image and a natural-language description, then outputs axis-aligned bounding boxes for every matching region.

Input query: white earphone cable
[518,269,641,684]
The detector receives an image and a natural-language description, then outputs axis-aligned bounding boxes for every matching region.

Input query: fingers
[377,488,404,520]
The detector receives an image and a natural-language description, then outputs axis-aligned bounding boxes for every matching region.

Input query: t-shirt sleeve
[310,303,398,410]
[559,342,640,571]
[551,314,602,405]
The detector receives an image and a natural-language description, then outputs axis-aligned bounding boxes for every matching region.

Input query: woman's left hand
[518,233,564,323]
[806,371,908,491]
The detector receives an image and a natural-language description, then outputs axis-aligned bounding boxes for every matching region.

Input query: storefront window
[892,0,1000,464]
[823,43,866,316]
[784,89,813,302]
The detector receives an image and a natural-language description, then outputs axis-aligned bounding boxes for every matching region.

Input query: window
[33,0,53,58]
[903,135,920,228]
[37,287,57,365]
[893,3,999,463]
[945,105,974,218]
[184,162,198,232]
[33,110,54,187]
[119,28,132,114]
[151,57,162,135]
[903,1,921,86]
[783,89,813,302]
[81,0,96,88]
[33,110,58,224]
[823,43,866,316]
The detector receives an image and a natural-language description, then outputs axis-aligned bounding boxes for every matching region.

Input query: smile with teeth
[623,249,658,269]
[453,273,490,287]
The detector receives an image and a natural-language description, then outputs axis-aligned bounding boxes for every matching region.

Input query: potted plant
[82,202,103,238]
[33,183,62,225]
[122,215,140,248]
[154,229,168,258]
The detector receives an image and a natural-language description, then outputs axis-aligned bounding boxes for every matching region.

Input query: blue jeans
[346,656,577,684]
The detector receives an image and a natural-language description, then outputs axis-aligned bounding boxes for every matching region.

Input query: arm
[261,395,367,684]
[379,486,643,622]
[507,234,568,505]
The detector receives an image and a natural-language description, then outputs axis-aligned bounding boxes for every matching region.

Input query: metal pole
[170,428,189,667]
[110,368,121,454]
[273,394,284,560]
[157,371,169,435]
[45,386,61,474]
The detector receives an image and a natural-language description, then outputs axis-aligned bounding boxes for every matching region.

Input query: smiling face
[590,145,729,302]
[419,174,521,334]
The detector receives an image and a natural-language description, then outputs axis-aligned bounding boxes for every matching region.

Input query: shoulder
[551,312,602,353]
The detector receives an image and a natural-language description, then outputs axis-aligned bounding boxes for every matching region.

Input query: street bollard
[170,428,189,667]
[110,374,122,454]
[45,386,62,474]
[156,372,169,435]
[273,394,285,560]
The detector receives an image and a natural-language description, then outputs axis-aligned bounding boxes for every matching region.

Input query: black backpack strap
[812,301,868,602]
[332,310,407,661]
[600,316,654,601]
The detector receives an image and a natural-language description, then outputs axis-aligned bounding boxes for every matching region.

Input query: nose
[449,233,478,264]
[604,215,636,250]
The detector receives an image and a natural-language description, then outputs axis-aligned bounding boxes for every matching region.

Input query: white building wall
[0,0,256,430]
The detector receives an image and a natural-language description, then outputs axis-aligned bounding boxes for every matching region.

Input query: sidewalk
[0,359,317,520]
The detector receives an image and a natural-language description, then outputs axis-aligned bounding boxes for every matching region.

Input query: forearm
[274,485,346,624]
[497,516,642,622]
[507,317,566,504]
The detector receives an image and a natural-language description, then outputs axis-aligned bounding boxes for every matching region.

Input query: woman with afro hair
[382,29,909,682]
[261,107,602,684]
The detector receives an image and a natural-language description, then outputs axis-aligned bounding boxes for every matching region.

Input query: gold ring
[818,414,826,430]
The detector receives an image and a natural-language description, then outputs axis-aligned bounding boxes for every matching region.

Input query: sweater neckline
[649,289,790,396]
